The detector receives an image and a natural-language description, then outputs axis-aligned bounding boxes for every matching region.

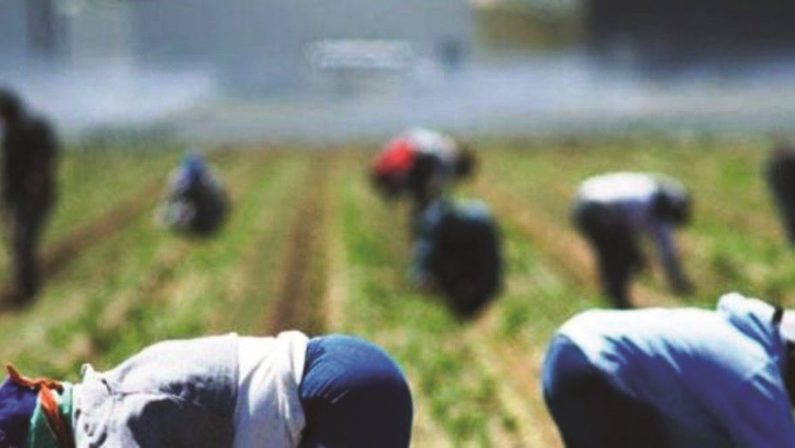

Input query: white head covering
[779,310,795,342]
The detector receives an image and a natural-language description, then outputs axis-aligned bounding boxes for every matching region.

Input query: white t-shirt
[577,172,658,205]
[233,331,309,448]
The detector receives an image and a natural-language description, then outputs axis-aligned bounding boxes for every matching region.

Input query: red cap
[372,137,417,177]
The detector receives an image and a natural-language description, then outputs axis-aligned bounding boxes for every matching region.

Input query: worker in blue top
[160,153,229,237]
[542,292,795,447]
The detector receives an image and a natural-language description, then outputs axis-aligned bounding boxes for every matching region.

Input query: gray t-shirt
[73,334,239,447]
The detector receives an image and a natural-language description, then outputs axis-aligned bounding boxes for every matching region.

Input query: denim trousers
[299,335,413,448]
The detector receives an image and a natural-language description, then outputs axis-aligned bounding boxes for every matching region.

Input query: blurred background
[4,1,795,447]
[5,0,795,141]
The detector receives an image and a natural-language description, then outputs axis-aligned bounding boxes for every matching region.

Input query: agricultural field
[0,135,792,447]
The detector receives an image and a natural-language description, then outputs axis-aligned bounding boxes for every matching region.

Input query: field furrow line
[267,153,334,335]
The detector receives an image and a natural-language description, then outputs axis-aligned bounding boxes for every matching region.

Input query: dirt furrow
[268,153,334,335]
[209,153,311,334]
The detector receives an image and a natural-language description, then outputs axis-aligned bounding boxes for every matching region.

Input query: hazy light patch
[5,53,795,143]
[166,53,795,144]
[3,64,219,136]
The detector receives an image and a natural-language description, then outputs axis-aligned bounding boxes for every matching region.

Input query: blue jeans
[542,335,669,448]
[299,335,413,448]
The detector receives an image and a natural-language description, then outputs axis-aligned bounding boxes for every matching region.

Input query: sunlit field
[1,135,790,447]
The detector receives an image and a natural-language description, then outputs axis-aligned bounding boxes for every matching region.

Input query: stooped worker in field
[412,198,502,317]
[542,292,795,447]
[0,88,58,304]
[370,128,476,209]
[160,153,229,237]
[572,172,692,308]
[0,331,413,447]
[766,144,795,245]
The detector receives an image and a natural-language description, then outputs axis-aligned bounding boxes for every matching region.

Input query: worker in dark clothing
[412,198,502,318]
[370,128,476,210]
[0,88,58,304]
[572,172,692,308]
[766,144,795,245]
[160,153,229,237]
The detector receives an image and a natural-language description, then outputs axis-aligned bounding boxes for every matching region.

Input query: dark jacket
[2,114,57,207]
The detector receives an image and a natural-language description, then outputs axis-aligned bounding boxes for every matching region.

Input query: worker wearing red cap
[370,128,475,210]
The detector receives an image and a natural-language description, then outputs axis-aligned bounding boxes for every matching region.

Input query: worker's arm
[649,221,692,295]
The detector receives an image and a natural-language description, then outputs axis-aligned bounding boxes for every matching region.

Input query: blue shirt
[558,293,795,447]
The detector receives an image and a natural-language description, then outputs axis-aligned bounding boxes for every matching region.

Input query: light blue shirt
[558,293,795,447]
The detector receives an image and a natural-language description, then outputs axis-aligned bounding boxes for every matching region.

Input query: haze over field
[4,1,795,142]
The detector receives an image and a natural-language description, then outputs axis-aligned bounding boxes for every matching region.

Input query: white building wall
[131,0,473,90]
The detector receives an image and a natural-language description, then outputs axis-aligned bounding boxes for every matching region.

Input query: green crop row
[2,137,794,447]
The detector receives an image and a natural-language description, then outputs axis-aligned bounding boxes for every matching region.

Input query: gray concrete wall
[61,3,133,68]
[0,0,32,68]
[131,0,473,90]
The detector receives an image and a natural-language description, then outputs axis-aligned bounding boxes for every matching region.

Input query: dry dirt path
[267,153,334,335]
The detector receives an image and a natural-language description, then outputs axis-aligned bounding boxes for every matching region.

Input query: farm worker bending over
[412,198,502,318]
[160,153,229,237]
[572,172,692,308]
[0,88,58,305]
[766,144,795,245]
[542,292,795,447]
[0,331,413,447]
[370,128,475,210]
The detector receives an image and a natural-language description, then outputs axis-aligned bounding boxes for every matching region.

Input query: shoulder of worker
[715,292,785,354]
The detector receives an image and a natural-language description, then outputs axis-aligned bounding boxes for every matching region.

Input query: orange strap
[6,364,75,448]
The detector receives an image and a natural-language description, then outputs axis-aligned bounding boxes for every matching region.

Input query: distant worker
[0,88,58,304]
[765,144,795,244]
[412,198,502,317]
[543,292,795,447]
[572,172,692,308]
[160,153,229,237]
[0,331,413,447]
[370,128,476,209]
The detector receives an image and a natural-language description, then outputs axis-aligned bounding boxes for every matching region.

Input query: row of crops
[0,136,789,446]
